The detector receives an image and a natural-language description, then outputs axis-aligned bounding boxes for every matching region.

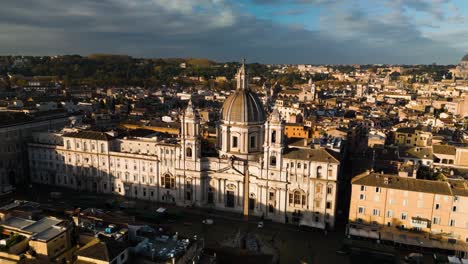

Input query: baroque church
[28,63,341,229]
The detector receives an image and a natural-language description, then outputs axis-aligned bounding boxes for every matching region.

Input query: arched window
[66,140,71,149]
[186,147,192,157]
[294,191,301,205]
[289,190,306,206]
[162,174,175,189]
[316,183,323,194]
[317,166,323,178]
[271,130,277,143]
[83,142,88,151]
[270,156,277,167]
[100,143,105,153]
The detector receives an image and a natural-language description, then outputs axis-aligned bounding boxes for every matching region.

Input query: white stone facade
[27,65,341,229]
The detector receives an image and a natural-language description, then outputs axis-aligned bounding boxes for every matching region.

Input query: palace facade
[28,63,341,229]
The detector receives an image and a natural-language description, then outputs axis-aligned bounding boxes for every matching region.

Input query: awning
[380,232,394,242]
[394,234,408,244]
[348,227,360,237]
[368,230,380,239]
[448,256,462,264]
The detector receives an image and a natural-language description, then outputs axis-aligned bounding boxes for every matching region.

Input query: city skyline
[0,0,467,64]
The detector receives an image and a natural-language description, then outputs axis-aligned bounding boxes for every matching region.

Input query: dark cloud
[0,0,462,64]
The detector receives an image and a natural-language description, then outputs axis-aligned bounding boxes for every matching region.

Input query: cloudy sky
[0,0,466,64]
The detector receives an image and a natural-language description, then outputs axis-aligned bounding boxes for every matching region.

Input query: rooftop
[1,216,66,241]
[63,130,114,141]
[2,216,35,230]
[283,148,340,163]
[352,172,468,196]
[22,217,62,234]
[462,54,468,62]
[77,237,128,262]
[433,144,456,156]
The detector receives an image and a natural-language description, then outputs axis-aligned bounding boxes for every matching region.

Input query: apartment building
[394,127,432,147]
[349,171,467,255]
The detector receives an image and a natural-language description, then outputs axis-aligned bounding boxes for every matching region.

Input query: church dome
[221,89,266,124]
[462,54,468,62]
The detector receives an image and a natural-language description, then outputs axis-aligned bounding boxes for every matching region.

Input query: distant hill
[186,58,216,67]
[87,54,133,62]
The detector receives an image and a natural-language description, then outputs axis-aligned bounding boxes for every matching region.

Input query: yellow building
[394,127,432,147]
[349,172,468,255]
[284,123,310,139]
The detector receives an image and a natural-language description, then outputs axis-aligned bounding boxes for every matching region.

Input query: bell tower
[263,108,285,170]
[181,100,200,161]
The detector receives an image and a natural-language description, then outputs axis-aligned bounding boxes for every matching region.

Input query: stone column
[243,169,249,219]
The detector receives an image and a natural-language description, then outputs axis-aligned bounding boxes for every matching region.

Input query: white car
[202,219,214,225]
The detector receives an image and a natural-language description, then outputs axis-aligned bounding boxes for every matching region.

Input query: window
[435,203,440,210]
[449,219,455,226]
[375,187,380,193]
[297,163,301,169]
[268,204,274,213]
[358,207,365,214]
[417,200,423,208]
[250,135,256,149]
[327,185,332,194]
[83,142,88,151]
[66,140,71,149]
[326,202,331,209]
[162,174,175,189]
[186,147,192,157]
[270,156,277,166]
[372,209,380,216]
[453,206,457,212]
[401,213,407,220]
[269,191,275,201]
[387,210,393,217]
[403,200,408,206]
[360,186,366,191]
[100,143,105,153]
[316,184,322,193]
[433,217,440,225]
[289,190,306,206]
[232,136,238,148]
[389,198,394,205]
[359,194,365,200]
[317,166,322,178]
[271,130,276,143]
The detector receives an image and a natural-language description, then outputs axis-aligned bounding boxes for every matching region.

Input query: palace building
[27,63,341,229]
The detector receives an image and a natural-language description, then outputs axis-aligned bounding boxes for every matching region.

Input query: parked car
[404,253,424,264]
[202,219,214,225]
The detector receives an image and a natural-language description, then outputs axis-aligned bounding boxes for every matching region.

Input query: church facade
[27,64,341,229]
